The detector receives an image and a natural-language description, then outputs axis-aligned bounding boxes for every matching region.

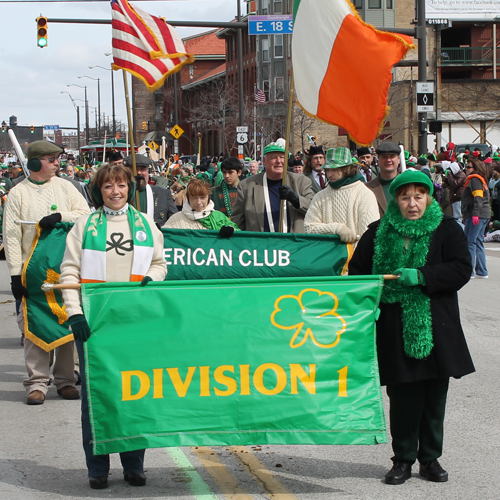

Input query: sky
[0,0,241,135]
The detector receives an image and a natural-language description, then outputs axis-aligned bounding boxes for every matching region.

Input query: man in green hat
[3,140,90,405]
[232,140,314,233]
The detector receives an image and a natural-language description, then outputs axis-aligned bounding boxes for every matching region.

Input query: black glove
[219,225,235,238]
[141,276,153,286]
[278,185,300,209]
[69,314,92,342]
[11,275,28,300]
[39,213,62,230]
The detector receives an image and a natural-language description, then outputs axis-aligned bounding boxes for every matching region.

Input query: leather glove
[278,185,300,209]
[219,225,235,238]
[472,216,479,226]
[141,276,153,286]
[11,275,28,300]
[338,225,358,243]
[69,314,92,342]
[39,213,62,230]
[393,268,425,286]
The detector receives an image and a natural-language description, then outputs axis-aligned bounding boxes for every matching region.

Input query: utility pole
[416,0,428,155]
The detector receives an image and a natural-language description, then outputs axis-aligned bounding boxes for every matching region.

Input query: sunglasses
[42,156,60,163]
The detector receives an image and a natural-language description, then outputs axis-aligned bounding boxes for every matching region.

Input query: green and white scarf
[221,180,233,217]
[372,199,443,359]
[81,204,154,283]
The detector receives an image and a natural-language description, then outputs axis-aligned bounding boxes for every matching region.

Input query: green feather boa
[372,199,443,359]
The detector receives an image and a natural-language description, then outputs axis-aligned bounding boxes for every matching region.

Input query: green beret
[263,141,286,155]
[389,170,434,197]
[27,141,63,161]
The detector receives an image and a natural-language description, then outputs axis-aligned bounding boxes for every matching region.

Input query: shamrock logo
[271,288,346,349]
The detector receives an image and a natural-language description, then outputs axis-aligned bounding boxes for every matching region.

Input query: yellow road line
[191,446,254,500]
[230,446,300,500]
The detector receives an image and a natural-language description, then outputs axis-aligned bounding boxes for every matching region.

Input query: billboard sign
[425,0,500,21]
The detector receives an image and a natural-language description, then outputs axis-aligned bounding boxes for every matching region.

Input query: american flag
[255,87,266,103]
[111,0,194,92]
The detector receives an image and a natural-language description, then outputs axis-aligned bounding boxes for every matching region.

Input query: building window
[263,80,270,101]
[386,0,393,8]
[275,77,284,100]
[354,0,363,8]
[368,0,381,8]
[261,63,269,81]
[262,0,269,15]
[274,35,283,58]
[274,0,282,13]
[189,65,194,79]
[262,38,269,62]
[274,60,284,76]
[338,127,348,136]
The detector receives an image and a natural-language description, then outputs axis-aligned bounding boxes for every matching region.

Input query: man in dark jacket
[124,155,177,227]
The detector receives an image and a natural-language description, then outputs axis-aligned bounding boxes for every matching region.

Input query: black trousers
[386,378,449,464]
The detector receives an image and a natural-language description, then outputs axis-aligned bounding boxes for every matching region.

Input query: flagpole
[278,70,295,233]
[122,70,140,211]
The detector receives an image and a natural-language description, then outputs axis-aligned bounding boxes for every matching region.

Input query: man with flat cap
[123,154,177,227]
[366,142,400,216]
[232,140,314,233]
[356,146,379,182]
[2,140,90,405]
[304,145,327,193]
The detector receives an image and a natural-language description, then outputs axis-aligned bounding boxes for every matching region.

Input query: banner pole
[122,70,140,211]
[278,70,295,233]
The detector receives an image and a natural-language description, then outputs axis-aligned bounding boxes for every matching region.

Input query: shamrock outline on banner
[270,288,346,349]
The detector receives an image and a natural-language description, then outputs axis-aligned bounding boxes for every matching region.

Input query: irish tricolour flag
[292,0,414,146]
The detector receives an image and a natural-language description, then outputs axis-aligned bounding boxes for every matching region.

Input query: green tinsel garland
[372,199,443,359]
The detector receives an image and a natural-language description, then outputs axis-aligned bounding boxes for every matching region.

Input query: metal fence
[440,46,494,65]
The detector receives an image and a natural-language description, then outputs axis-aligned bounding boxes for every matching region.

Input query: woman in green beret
[349,170,475,486]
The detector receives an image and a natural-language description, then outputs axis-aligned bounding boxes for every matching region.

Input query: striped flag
[111,0,194,92]
[292,0,414,146]
[255,87,266,103]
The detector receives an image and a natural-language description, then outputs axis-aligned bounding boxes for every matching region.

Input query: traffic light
[142,121,147,130]
[1,123,5,133]
[30,125,34,133]
[36,16,48,48]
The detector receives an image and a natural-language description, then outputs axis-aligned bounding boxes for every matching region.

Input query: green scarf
[328,173,364,189]
[221,180,233,217]
[197,210,240,231]
[372,199,443,359]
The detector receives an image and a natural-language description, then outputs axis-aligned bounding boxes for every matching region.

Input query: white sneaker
[475,275,489,279]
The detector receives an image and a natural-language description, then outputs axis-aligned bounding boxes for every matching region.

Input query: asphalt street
[1,245,499,500]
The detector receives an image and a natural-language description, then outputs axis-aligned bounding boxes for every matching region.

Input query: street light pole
[78,75,101,142]
[90,64,116,138]
[61,90,81,150]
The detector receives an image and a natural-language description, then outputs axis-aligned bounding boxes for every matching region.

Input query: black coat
[349,215,475,386]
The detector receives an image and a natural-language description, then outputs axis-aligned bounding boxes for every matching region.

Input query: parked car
[180,154,198,165]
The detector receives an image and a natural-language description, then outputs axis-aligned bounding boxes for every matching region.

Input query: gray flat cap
[123,154,153,168]
[376,142,401,155]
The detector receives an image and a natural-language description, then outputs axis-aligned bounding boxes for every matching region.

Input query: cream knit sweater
[304,181,379,240]
[60,212,167,317]
[164,211,207,230]
[2,177,90,275]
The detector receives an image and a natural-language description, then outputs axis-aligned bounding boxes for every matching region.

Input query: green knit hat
[389,170,434,197]
[324,147,357,169]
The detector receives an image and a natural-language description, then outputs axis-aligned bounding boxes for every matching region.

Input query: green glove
[393,268,425,286]
[69,314,92,342]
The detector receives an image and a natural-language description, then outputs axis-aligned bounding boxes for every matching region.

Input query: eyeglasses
[42,156,60,163]
[465,166,473,169]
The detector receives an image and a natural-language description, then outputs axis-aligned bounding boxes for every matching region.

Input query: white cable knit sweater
[2,177,90,275]
[304,181,379,240]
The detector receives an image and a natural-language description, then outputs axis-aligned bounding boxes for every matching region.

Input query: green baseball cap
[263,140,286,155]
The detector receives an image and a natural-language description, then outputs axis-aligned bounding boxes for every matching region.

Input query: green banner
[83,276,386,454]
[23,224,351,351]
[161,229,351,279]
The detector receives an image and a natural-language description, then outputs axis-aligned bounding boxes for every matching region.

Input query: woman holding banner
[349,170,475,486]
[165,178,239,234]
[60,164,167,489]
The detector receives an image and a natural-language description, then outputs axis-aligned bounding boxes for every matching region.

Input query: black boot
[419,459,448,482]
[385,461,412,485]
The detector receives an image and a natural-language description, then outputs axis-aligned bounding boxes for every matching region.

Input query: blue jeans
[464,217,489,277]
[76,341,145,478]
